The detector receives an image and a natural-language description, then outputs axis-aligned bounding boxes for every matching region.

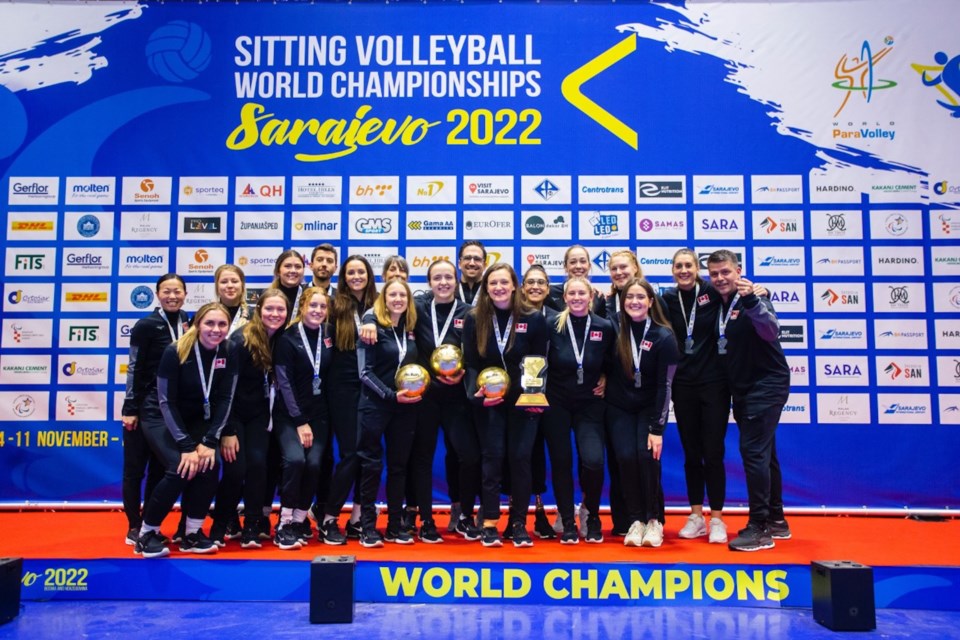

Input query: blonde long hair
[372,278,417,330]
[176,302,230,363]
[553,276,593,334]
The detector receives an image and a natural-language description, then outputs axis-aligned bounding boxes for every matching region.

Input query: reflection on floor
[2,601,960,639]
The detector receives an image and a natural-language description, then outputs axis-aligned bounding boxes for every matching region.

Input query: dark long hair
[331,255,377,351]
[471,262,531,358]
[616,277,672,376]
[241,288,289,372]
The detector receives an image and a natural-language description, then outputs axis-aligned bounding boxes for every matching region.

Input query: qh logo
[819,288,860,307]
[832,37,897,118]
[534,179,560,201]
[76,215,101,238]
[759,216,799,235]
[912,51,960,119]
[885,212,908,236]
[13,394,36,418]
[883,361,924,381]
[130,286,155,309]
[355,217,392,235]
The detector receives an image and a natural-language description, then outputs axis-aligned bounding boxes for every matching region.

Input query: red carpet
[1,510,957,566]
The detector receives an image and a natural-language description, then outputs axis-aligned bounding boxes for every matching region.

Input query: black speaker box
[811,560,876,631]
[310,555,355,624]
[0,558,23,625]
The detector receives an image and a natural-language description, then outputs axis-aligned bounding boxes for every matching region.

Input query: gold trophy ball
[395,364,431,397]
[430,344,463,377]
[477,367,510,399]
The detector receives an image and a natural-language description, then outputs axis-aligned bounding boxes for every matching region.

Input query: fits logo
[68,326,99,341]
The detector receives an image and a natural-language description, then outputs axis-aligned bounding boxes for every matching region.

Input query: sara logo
[912,51,960,118]
[832,38,896,117]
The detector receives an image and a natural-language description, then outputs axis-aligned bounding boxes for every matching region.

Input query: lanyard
[718,293,741,354]
[566,314,591,385]
[264,372,276,432]
[431,299,456,348]
[162,311,182,343]
[392,323,408,373]
[493,313,513,369]
[193,342,218,420]
[298,323,324,395]
[459,282,476,306]
[227,306,245,337]
[353,310,362,334]
[292,286,302,314]
[614,294,620,314]
[628,318,652,388]
[678,284,699,354]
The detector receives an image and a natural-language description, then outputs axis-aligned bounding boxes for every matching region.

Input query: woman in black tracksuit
[409,260,479,543]
[318,256,378,545]
[605,278,679,549]
[210,289,290,548]
[462,263,548,548]
[273,287,332,550]
[134,302,238,558]
[271,249,307,311]
[543,276,616,545]
[356,278,422,547]
[121,273,190,545]
[215,264,251,338]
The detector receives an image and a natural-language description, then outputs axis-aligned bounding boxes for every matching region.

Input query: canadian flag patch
[515,323,528,333]
[323,338,333,348]
[454,318,464,328]
[641,340,653,351]
[697,294,711,306]
[408,332,416,340]
[589,330,604,341]
[730,310,740,320]
[214,358,227,369]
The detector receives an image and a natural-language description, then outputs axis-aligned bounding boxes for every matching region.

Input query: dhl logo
[11,221,54,231]
[65,292,108,302]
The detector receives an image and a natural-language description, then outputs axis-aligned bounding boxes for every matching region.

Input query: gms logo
[883,361,923,381]
[885,213,908,236]
[911,51,960,118]
[130,286,155,310]
[355,218,392,234]
[534,179,559,201]
[832,38,896,118]
[76,215,100,238]
[759,216,799,235]
[12,394,36,418]
[819,288,859,307]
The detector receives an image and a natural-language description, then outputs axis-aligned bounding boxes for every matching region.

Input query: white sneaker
[577,504,589,538]
[678,513,707,539]
[624,520,645,547]
[708,518,728,544]
[641,519,663,547]
[552,514,564,534]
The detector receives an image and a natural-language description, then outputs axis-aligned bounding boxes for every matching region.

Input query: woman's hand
[593,374,607,398]
[438,370,465,385]
[220,435,239,463]
[396,389,422,404]
[475,388,503,407]
[359,323,378,345]
[121,415,138,431]
[178,451,201,480]
[297,424,313,448]
[647,433,664,461]
[196,444,216,472]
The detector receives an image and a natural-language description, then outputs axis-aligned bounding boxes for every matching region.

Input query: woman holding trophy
[407,259,480,542]
[462,263,548,548]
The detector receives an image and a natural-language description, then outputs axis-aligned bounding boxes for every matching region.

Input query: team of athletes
[121,242,791,558]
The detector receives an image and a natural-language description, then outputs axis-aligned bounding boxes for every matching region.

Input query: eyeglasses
[524,278,548,286]
[460,255,485,262]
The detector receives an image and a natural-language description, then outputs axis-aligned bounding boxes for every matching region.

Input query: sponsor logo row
[10,174,955,207]
[0,389,956,426]
[10,210,960,246]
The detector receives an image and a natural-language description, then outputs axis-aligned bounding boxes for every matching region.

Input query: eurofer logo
[912,51,960,118]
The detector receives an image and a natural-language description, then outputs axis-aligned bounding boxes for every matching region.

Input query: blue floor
[3,601,960,639]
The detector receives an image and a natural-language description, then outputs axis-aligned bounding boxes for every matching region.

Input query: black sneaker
[511,521,534,548]
[295,520,312,545]
[385,523,415,545]
[240,523,262,549]
[209,521,227,548]
[502,522,513,540]
[308,503,323,524]
[179,530,217,554]
[125,527,140,546]
[455,517,481,541]
[172,523,186,545]
[359,528,384,548]
[274,524,302,550]
[560,521,579,545]
[728,522,775,552]
[768,519,792,540]
[418,520,443,544]
[400,509,418,535]
[611,521,629,537]
[134,531,170,559]
[320,520,347,546]
[534,506,556,539]
[480,526,502,548]
[585,516,603,544]
[258,515,273,540]
[225,515,242,540]
[345,520,362,540]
